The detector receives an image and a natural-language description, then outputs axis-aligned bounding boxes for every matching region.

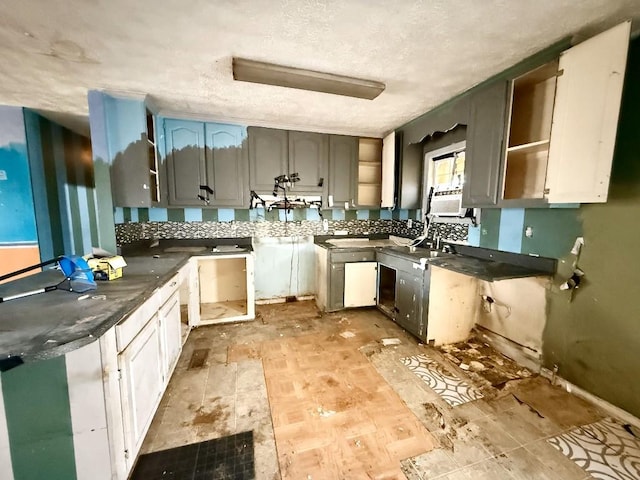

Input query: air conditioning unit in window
[430,185,466,217]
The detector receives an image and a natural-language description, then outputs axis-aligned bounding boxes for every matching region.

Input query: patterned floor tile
[400,354,483,407]
[547,417,640,480]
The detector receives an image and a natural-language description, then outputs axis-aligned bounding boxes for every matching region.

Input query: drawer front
[376,251,424,273]
[116,292,161,352]
[159,273,180,305]
[331,250,376,263]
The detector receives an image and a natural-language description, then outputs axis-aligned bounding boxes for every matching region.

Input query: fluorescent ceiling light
[232,58,385,100]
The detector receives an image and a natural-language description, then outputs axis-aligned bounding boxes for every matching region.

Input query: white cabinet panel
[118,315,163,467]
[344,262,377,308]
[159,291,182,380]
[546,21,630,203]
[381,131,396,208]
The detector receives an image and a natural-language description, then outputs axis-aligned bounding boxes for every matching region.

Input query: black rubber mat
[131,431,255,480]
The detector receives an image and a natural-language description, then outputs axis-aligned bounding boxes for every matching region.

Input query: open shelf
[146,109,160,203]
[507,139,550,153]
[358,138,382,206]
[503,59,559,200]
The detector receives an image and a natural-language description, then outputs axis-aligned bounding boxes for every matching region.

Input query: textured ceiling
[0,0,639,137]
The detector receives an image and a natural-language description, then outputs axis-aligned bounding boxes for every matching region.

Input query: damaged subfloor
[140,301,631,479]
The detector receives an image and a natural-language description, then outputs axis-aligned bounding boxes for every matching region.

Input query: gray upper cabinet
[205,124,248,207]
[328,135,358,207]
[164,119,248,207]
[395,131,423,209]
[248,127,288,192]
[462,80,509,207]
[164,119,206,206]
[248,127,329,196]
[288,131,328,194]
[108,98,157,208]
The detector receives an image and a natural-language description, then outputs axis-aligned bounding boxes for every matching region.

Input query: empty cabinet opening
[377,264,396,317]
[358,137,382,206]
[504,60,559,199]
[199,257,248,321]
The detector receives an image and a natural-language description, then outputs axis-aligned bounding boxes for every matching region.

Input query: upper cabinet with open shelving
[464,20,631,208]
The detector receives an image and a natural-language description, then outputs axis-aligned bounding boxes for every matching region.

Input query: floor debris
[381,338,401,346]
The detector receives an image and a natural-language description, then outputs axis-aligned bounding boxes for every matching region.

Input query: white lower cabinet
[118,314,164,469]
[159,291,182,379]
[98,268,188,478]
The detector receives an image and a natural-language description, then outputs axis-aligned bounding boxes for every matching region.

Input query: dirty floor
[140,301,634,479]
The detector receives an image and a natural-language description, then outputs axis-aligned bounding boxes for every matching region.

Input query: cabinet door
[288,131,328,194]
[205,123,248,207]
[545,21,630,203]
[328,135,358,207]
[248,127,288,192]
[118,315,164,465]
[396,131,423,209]
[108,98,152,207]
[463,80,510,207]
[164,119,206,206]
[344,262,377,307]
[395,271,423,339]
[159,291,182,380]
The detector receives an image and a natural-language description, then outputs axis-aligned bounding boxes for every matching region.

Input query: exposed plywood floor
[141,301,623,480]
[200,300,247,321]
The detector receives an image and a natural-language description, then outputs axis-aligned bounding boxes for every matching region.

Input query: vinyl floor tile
[547,417,640,480]
[401,354,484,407]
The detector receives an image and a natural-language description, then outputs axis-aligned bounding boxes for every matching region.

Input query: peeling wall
[543,36,640,418]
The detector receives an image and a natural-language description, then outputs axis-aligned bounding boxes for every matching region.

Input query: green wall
[1,356,76,480]
[543,35,640,417]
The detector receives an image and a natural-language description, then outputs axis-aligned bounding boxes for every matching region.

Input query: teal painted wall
[87,91,118,254]
[24,110,98,259]
[253,237,316,299]
[0,107,37,244]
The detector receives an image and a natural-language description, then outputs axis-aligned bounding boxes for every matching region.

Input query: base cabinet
[316,248,377,312]
[189,254,255,326]
[118,315,164,468]
[376,252,429,340]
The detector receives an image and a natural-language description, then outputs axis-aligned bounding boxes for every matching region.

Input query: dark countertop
[314,235,556,281]
[0,253,190,364]
[0,238,254,365]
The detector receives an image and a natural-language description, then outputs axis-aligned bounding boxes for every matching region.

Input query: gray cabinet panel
[288,131,328,194]
[329,262,345,311]
[248,127,288,192]
[395,271,423,339]
[396,131,423,209]
[463,80,509,207]
[205,124,248,207]
[164,119,206,206]
[328,135,358,207]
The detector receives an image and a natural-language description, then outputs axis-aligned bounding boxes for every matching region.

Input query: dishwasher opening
[377,264,396,318]
[198,256,249,323]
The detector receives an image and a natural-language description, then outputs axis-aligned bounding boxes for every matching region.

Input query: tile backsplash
[114,206,470,245]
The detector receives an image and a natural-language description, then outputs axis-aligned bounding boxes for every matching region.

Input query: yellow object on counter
[88,255,127,281]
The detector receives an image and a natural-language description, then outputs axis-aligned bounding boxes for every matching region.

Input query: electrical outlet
[407,219,412,228]
[322,219,329,232]
[525,226,533,237]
